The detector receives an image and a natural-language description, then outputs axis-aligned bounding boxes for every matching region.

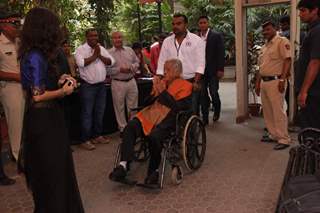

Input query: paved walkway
[0,82,296,213]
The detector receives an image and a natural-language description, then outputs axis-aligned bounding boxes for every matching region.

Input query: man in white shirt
[156,13,205,113]
[75,28,115,150]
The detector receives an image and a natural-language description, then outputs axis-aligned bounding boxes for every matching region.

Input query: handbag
[278,174,320,213]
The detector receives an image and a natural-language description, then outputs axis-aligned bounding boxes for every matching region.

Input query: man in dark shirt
[296,0,320,128]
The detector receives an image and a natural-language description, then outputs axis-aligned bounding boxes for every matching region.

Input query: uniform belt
[261,75,281,82]
[113,77,134,82]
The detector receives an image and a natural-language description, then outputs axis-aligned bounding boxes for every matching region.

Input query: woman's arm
[32,82,74,102]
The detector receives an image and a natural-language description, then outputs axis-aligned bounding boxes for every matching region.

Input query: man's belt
[261,75,281,82]
[112,77,134,82]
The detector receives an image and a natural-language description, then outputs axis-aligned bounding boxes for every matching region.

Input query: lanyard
[174,33,187,57]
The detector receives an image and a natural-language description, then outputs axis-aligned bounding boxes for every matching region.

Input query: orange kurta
[136,78,192,135]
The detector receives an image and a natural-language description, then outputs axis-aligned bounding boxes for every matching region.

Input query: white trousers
[0,82,25,160]
[111,79,138,132]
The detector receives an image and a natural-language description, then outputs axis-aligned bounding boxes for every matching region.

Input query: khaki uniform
[259,35,291,145]
[0,34,25,159]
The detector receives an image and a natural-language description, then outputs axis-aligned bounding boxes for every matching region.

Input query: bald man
[108,32,140,136]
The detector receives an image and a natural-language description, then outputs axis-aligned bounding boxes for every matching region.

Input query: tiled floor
[0,82,296,213]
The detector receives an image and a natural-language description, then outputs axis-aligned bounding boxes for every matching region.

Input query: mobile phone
[62,78,74,87]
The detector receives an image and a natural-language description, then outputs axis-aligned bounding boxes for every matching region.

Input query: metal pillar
[137,3,143,42]
[156,0,162,34]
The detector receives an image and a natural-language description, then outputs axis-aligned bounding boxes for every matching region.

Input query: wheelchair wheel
[182,115,206,171]
[133,138,150,162]
[171,165,183,185]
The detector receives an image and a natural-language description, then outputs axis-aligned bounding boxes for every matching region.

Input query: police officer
[0,11,25,185]
[255,21,291,150]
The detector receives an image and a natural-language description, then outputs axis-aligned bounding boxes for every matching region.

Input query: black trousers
[200,77,221,119]
[298,95,320,129]
[121,118,170,175]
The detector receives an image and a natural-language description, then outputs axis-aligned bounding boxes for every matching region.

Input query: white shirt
[156,31,205,79]
[200,28,210,42]
[75,42,115,84]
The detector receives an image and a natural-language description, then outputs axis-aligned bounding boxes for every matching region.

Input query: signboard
[243,0,290,7]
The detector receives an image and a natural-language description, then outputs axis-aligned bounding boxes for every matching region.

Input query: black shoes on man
[109,165,159,187]
[261,135,290,150]
[273,143,290,150]
[202,112,220,126]
[144,171,159,185]
[109,165,127,182]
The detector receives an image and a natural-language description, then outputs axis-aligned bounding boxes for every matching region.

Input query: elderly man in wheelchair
[109,58,206,188]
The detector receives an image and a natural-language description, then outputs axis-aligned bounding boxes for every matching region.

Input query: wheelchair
[113,110,206,189]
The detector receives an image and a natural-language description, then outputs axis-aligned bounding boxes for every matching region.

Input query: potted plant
[247,32,262,116]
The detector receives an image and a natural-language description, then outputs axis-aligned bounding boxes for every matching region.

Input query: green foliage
[7,0,106,49]
[179,0,235,64]
[111,0,172,45]
[247,4,290,45]
[88,0,116,47]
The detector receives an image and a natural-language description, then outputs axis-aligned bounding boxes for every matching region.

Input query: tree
[88,0,116,47]
[179,0,235,64]
[112,0,172,45]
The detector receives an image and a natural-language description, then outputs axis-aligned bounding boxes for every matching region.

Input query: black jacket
[204,29,225,78]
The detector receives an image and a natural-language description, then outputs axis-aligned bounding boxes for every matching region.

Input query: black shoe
[273,143,290,150]
[213,113,220,122]
[202,117,208,126]
[109,165,127,182]
[0,175,15,186]
[144,171,159,185]
[261,135,277,143]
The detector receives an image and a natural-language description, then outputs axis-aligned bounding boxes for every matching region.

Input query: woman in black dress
[19,7,84,213]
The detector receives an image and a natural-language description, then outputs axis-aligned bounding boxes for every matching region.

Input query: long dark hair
[18,7,62,60]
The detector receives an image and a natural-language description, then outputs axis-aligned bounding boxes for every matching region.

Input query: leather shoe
[213,113,220,122]
[144,171,159,185]
[273,143,290,150]
[261,136,277,143]
[0,176,15,186]
[202,117,208,126]
[109,165,127,182]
